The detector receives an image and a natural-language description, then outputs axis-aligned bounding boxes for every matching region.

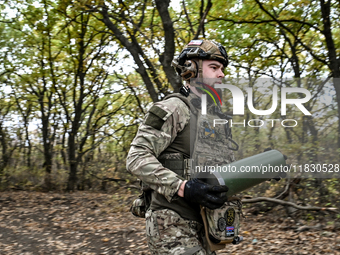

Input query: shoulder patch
[145,105,167,130]
[149,105,167,120]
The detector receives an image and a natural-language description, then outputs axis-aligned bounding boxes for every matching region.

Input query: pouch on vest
[130,181,152,218]
[130,193,146,218]
[158,152,185,178]
[201,197,243,251]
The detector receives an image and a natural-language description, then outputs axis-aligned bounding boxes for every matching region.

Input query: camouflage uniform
[127,94,216,254]
[145,209,209,255]
[126,96,189,204]
[127,39,237,254]
[127,87,237,254]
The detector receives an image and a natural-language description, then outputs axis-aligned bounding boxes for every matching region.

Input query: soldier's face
[202,60,225,86]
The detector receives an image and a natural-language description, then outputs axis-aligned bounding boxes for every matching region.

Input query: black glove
[184,178,229,210]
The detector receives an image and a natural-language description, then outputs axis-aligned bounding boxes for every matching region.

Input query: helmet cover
[172,39,229,81]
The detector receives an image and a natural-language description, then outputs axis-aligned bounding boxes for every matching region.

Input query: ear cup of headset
[181,60,198,81]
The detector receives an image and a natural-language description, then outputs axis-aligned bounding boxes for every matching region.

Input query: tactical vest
[129,92,243,248]
[150,93,201,222]
[191,102,235,175]
[149,93,236,222]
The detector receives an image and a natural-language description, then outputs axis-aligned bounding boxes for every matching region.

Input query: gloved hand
[184,178,229,210]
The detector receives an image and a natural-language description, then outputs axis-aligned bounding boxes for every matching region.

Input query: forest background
[1,0,340,222]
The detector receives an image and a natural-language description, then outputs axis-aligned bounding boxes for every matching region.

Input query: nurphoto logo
[201,84,311,116]
[196,79,312,128]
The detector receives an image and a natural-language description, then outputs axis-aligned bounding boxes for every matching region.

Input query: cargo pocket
[145,210,160,240]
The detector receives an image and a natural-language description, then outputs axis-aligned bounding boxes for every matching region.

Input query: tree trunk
[66,129,78,191]
[154,0,182,93]
[41,109,53,190]
[320,0,340,148]
[0,123,9,175]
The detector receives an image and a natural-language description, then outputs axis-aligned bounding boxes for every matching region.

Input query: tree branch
[99,5,159,102]
[154,0,182,93]
[193,0,212,39]
[182,0,195,36]
[242,197,338,213]
[254,0,328,66]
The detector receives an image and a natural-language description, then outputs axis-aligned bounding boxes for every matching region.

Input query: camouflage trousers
[145,209,216,255]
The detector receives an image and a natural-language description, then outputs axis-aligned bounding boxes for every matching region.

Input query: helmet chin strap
[197,59,203,79]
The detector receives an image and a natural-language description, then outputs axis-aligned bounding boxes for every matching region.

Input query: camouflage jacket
[126,96,190,203]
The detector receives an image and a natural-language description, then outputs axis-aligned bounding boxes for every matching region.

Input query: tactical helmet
[172,39,229,81]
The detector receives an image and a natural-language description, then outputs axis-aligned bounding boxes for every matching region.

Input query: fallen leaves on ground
[0,190,340,254]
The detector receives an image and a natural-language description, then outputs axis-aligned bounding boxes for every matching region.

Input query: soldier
[126,39,235,255]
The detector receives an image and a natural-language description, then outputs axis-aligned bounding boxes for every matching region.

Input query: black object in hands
[184,178,229,209]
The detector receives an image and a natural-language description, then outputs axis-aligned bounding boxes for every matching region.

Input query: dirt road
[0,190,339,254]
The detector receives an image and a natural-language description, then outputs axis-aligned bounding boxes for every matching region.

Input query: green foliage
[0,0,152,190]
[0,0,340,218]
